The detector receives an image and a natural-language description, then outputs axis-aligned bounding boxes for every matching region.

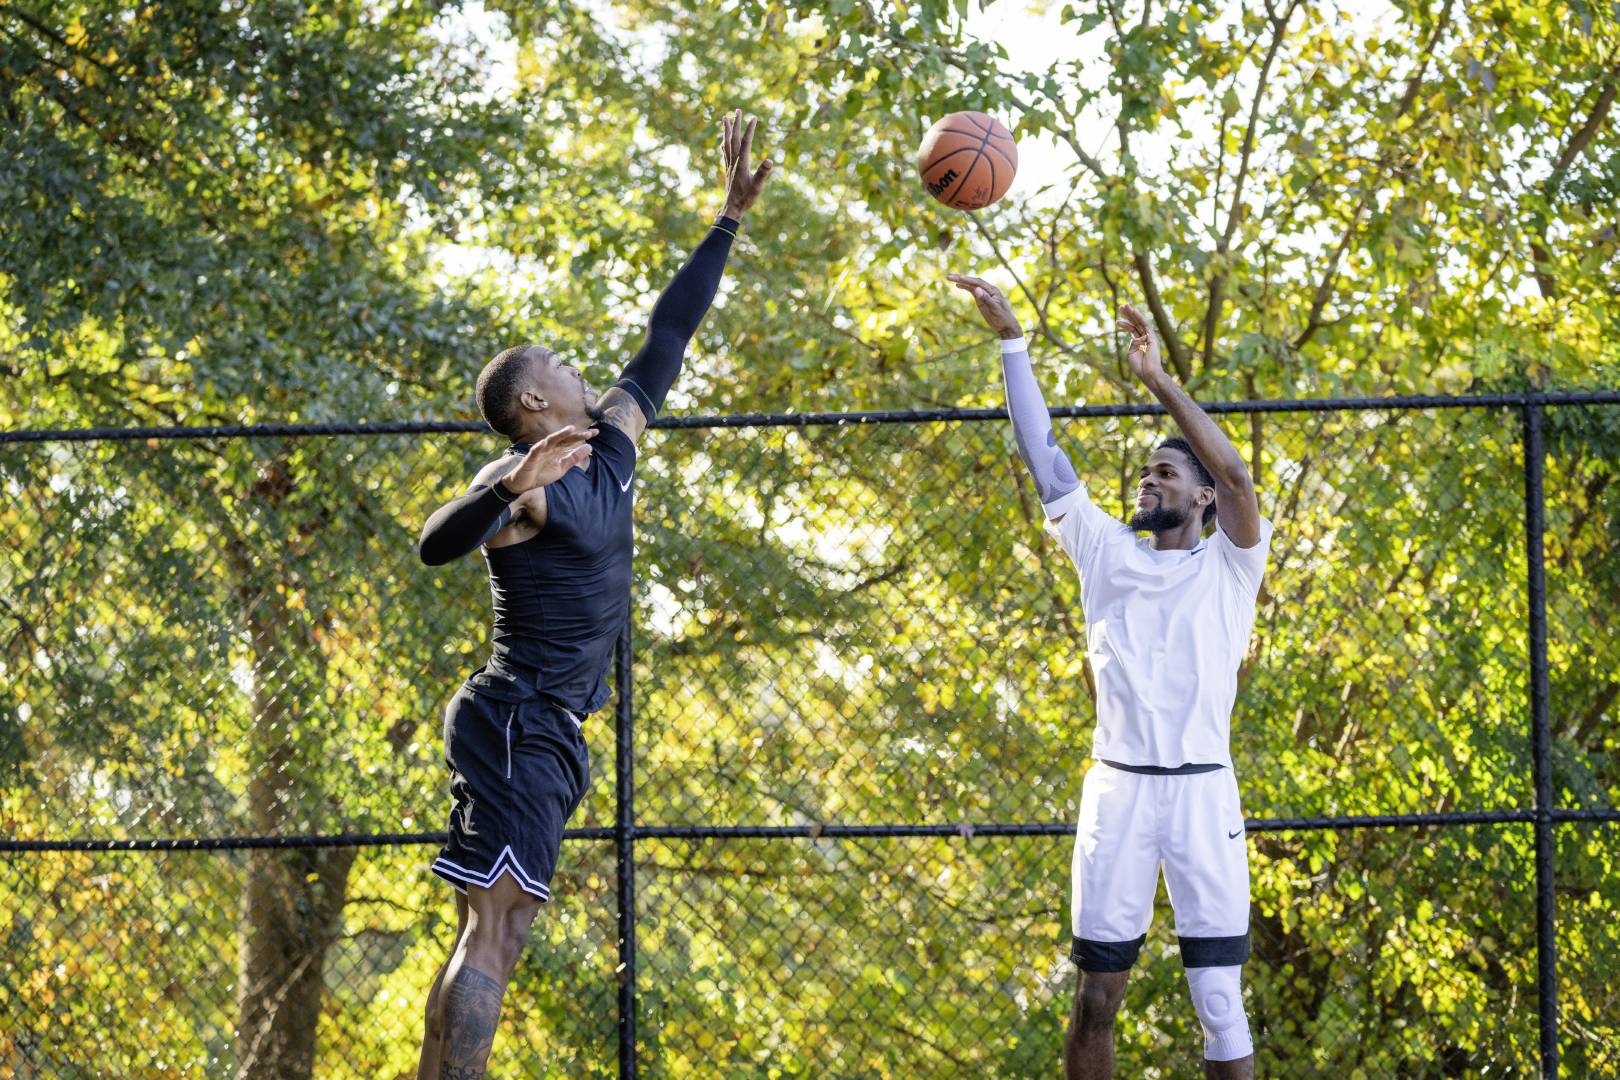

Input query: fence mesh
[0,843,621,1078]
[1,397,1616,1075]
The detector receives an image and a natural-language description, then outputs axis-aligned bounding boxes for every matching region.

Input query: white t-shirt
[1043,485,1273,768]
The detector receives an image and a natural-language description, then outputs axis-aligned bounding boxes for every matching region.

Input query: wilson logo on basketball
[926,169,959,197]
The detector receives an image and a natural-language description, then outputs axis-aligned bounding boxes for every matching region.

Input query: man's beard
[585,399,605,422]
[1128,501,1190,533]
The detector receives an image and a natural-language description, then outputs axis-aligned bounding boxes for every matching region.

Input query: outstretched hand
[504,425,595,493]
[721,109,773,218]
[947,273,1024,340]
[1116,303,1166,385]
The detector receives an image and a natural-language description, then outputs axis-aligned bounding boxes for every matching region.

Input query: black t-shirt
[481,422,636,714]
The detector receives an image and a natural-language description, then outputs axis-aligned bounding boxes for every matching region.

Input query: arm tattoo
[439,965,505,1079]
[599,400,642,438]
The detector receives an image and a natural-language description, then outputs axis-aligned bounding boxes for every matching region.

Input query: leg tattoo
[439,965,505,1080]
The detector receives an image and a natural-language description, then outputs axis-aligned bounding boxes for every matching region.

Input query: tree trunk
[234,844,357,1079]
[224,514,351,1080]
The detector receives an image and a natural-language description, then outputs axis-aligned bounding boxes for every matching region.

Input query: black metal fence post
[1523,399,1558,1076]
[615,622,638,1079]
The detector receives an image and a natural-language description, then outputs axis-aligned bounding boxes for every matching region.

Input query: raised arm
[418,426,595,565]
[948,273,1083,519]
[595,109,775,442]
[1117,303,1262,547]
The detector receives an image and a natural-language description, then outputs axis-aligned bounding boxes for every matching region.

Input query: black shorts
[430,665,590,903]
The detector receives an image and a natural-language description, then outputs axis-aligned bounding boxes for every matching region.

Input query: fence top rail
[5,390,1619,445]
[5,808,1617,852]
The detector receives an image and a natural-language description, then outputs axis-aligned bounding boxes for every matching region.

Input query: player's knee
[1185,965,1253,1061]
[467,897,541,968]
[424,959,461,1036]
[1075,974,1126,1031]
[494,901,540,968]
[423,980,445,1036]
[424,996,449,1042]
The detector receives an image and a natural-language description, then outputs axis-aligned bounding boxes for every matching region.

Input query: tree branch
[1202,0,1299,368]
[967,213,1137,397]
[1287,0,1453,352]
[1530,58,1620,298]
[1292,194,1368,350]
[1551,62,1620,173]
[1132,250,1191,381]
[1570,680,1619,752]
[1391,0,1456,120]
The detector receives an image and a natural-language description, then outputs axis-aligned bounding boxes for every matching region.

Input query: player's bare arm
[1117,304,1262,548]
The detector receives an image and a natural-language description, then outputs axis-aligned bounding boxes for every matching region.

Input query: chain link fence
[2,393,1617,1077]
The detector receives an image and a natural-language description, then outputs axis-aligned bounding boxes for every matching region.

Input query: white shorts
[1070,762,1250,971]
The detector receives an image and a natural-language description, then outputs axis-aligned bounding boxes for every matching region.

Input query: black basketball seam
[946,134,990,208]
[985,142,1016,169]
[985,154,998,204]
[936,127,988,138]
[947,149,985,206]
[923,145,982,176]
[975,114,1013,146]
[979,114,1014,142]
[956,111,1012,140]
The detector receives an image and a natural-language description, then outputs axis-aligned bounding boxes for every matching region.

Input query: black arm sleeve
[614,216,739,418]
[418,484,514,566]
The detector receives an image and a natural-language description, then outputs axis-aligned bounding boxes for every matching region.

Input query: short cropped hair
[1158,436,1219,527]
[476,345,542,439]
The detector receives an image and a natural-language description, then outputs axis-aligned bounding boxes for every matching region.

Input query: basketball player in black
[412,109,773,1078]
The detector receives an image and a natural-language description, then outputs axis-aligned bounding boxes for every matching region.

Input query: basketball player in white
[949,273,1270,1079]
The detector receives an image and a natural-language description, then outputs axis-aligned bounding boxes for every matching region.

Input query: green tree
[3,0,1616,1075]
[2,2,525,1075]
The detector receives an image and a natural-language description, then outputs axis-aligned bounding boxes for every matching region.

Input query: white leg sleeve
[1185,965,1253,1061]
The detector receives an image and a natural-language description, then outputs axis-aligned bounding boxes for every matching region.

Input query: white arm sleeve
[1000,337,1082,508]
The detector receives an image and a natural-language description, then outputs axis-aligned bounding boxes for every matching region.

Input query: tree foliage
[2,0,1617,1075]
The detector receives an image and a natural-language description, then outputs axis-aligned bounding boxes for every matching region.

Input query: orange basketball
[917,111,1018,211]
